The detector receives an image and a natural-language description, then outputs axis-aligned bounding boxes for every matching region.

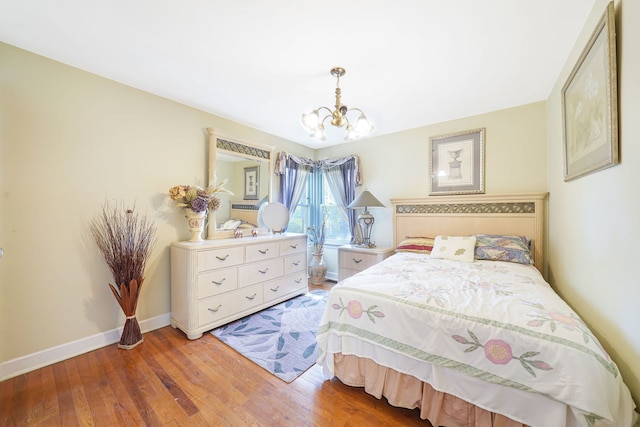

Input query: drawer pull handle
[258,268,269,274]
[353,258,363,264]
[246,293,257,300]
[294,278,302,284]
[216,255,229,261]
[292,261,300,266]
[270,286,280,292]
[290,244,298,249]
[208,304,222,313]
[258,249,269,254]
[211,278,226,285]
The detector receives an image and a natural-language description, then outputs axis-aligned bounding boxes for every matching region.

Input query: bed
[316,193,637,427]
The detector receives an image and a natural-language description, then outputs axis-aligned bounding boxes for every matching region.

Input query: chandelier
[301,67,374,141]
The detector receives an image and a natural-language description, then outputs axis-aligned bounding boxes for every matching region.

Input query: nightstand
[338,245,395,281]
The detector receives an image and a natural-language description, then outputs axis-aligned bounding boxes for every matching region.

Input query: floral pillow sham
[474,234,534,265]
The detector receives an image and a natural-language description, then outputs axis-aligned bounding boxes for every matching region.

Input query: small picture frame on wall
[429,128,485,195]
[561,1,618,182]
[244,166,259,200]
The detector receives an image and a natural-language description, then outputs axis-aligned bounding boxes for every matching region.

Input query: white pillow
[431,236,476,263]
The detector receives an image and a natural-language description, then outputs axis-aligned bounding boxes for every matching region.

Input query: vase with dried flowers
[168,179,232,241]
[89,202,156,349]
[307,213,328,285]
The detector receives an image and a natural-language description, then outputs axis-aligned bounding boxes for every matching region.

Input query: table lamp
[347,190,385,247]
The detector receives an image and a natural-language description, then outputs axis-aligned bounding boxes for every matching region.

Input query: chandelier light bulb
[354,112,374,136]
[301,110,320,132]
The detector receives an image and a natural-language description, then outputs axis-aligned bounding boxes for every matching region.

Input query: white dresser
[170,233,308,339]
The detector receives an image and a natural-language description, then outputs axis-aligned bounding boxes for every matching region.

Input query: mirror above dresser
[206,128,274,239]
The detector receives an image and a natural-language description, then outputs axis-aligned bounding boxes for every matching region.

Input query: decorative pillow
[431,236,476,263]
[395,237,435,254]
[474,234,534,265]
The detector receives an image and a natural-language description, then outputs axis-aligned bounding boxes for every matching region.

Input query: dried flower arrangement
[168,179,233,213]
[308,212,328,255]
[89,202,156,349]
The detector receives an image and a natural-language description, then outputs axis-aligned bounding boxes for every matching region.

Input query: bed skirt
[333,353,528,427]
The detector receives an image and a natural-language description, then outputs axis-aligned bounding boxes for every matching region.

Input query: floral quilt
[316,253,637,427]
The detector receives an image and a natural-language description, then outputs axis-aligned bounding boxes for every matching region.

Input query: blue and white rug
[211,290,327,383]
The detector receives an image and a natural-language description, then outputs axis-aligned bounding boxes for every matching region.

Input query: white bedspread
[316,252,638,427]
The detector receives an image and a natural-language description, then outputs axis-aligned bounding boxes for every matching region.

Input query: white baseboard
[0,313,171,382]
[325,271,338,282]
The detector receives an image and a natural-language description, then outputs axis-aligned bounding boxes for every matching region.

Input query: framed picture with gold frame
[562,1,618,182]
[429,128,485,195]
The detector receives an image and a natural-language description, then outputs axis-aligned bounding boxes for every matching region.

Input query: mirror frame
[206,127,274,239]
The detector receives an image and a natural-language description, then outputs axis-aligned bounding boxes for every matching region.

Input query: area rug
[211,290,328,383]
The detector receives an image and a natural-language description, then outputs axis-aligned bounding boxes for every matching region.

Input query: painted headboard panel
[391,193,548,276]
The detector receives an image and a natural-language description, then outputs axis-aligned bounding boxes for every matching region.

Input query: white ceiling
[1,0,595,149]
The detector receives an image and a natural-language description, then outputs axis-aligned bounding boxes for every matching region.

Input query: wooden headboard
[229,202,260,226]
[391,193,548,276]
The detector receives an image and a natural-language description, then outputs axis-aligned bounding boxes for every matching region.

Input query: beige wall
[317,102,548,248]
[0,42,314,363]
[547,0,639,403]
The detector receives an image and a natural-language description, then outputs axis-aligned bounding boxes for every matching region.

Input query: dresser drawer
[339,251,379,271]
[197,267,238,299]
[263,272,307,302]
[279,237,306,256]
[238,258,284,287]
[283,253,306,275]
[197,284,263,327]
[245,241,279,263]
[197,247,244,272]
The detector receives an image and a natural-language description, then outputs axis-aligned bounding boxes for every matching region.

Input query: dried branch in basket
[89,201,156,297]
[89,201,157,349]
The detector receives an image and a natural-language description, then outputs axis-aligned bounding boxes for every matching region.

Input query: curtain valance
[275,151,361,186]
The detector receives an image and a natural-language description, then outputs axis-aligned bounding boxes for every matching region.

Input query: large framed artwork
[244,166,259,200]
[429,128,485,195]
[562,1,618,182]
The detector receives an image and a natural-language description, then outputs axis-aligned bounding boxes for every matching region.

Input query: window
[288,169,350,244]
[321,174,350,243]
[287,184,309,234]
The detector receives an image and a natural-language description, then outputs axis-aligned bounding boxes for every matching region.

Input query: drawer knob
[270,286,280,292]
[292,261,300,266]
[211,278,226,285]
[216,254,229,261]
[294,278,302,284]
[258,248,269,254]
[246,293,257,300]
[258,268,269,274]
[290,244,298,249]
[207,304,222,313]
[353,258,363,264]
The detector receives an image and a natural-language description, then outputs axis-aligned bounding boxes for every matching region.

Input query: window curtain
[275,152,311,218]
[276,151,361,241]
[321,159,359,244]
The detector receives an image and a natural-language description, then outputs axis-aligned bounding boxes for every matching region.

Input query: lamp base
[356,210,376,248]
[355,243,376,248]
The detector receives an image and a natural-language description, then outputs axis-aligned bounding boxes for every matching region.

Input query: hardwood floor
[0,282,431,426]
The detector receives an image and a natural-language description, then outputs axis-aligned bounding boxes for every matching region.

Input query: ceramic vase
[185,208,207,242]
[308,252,328,285]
